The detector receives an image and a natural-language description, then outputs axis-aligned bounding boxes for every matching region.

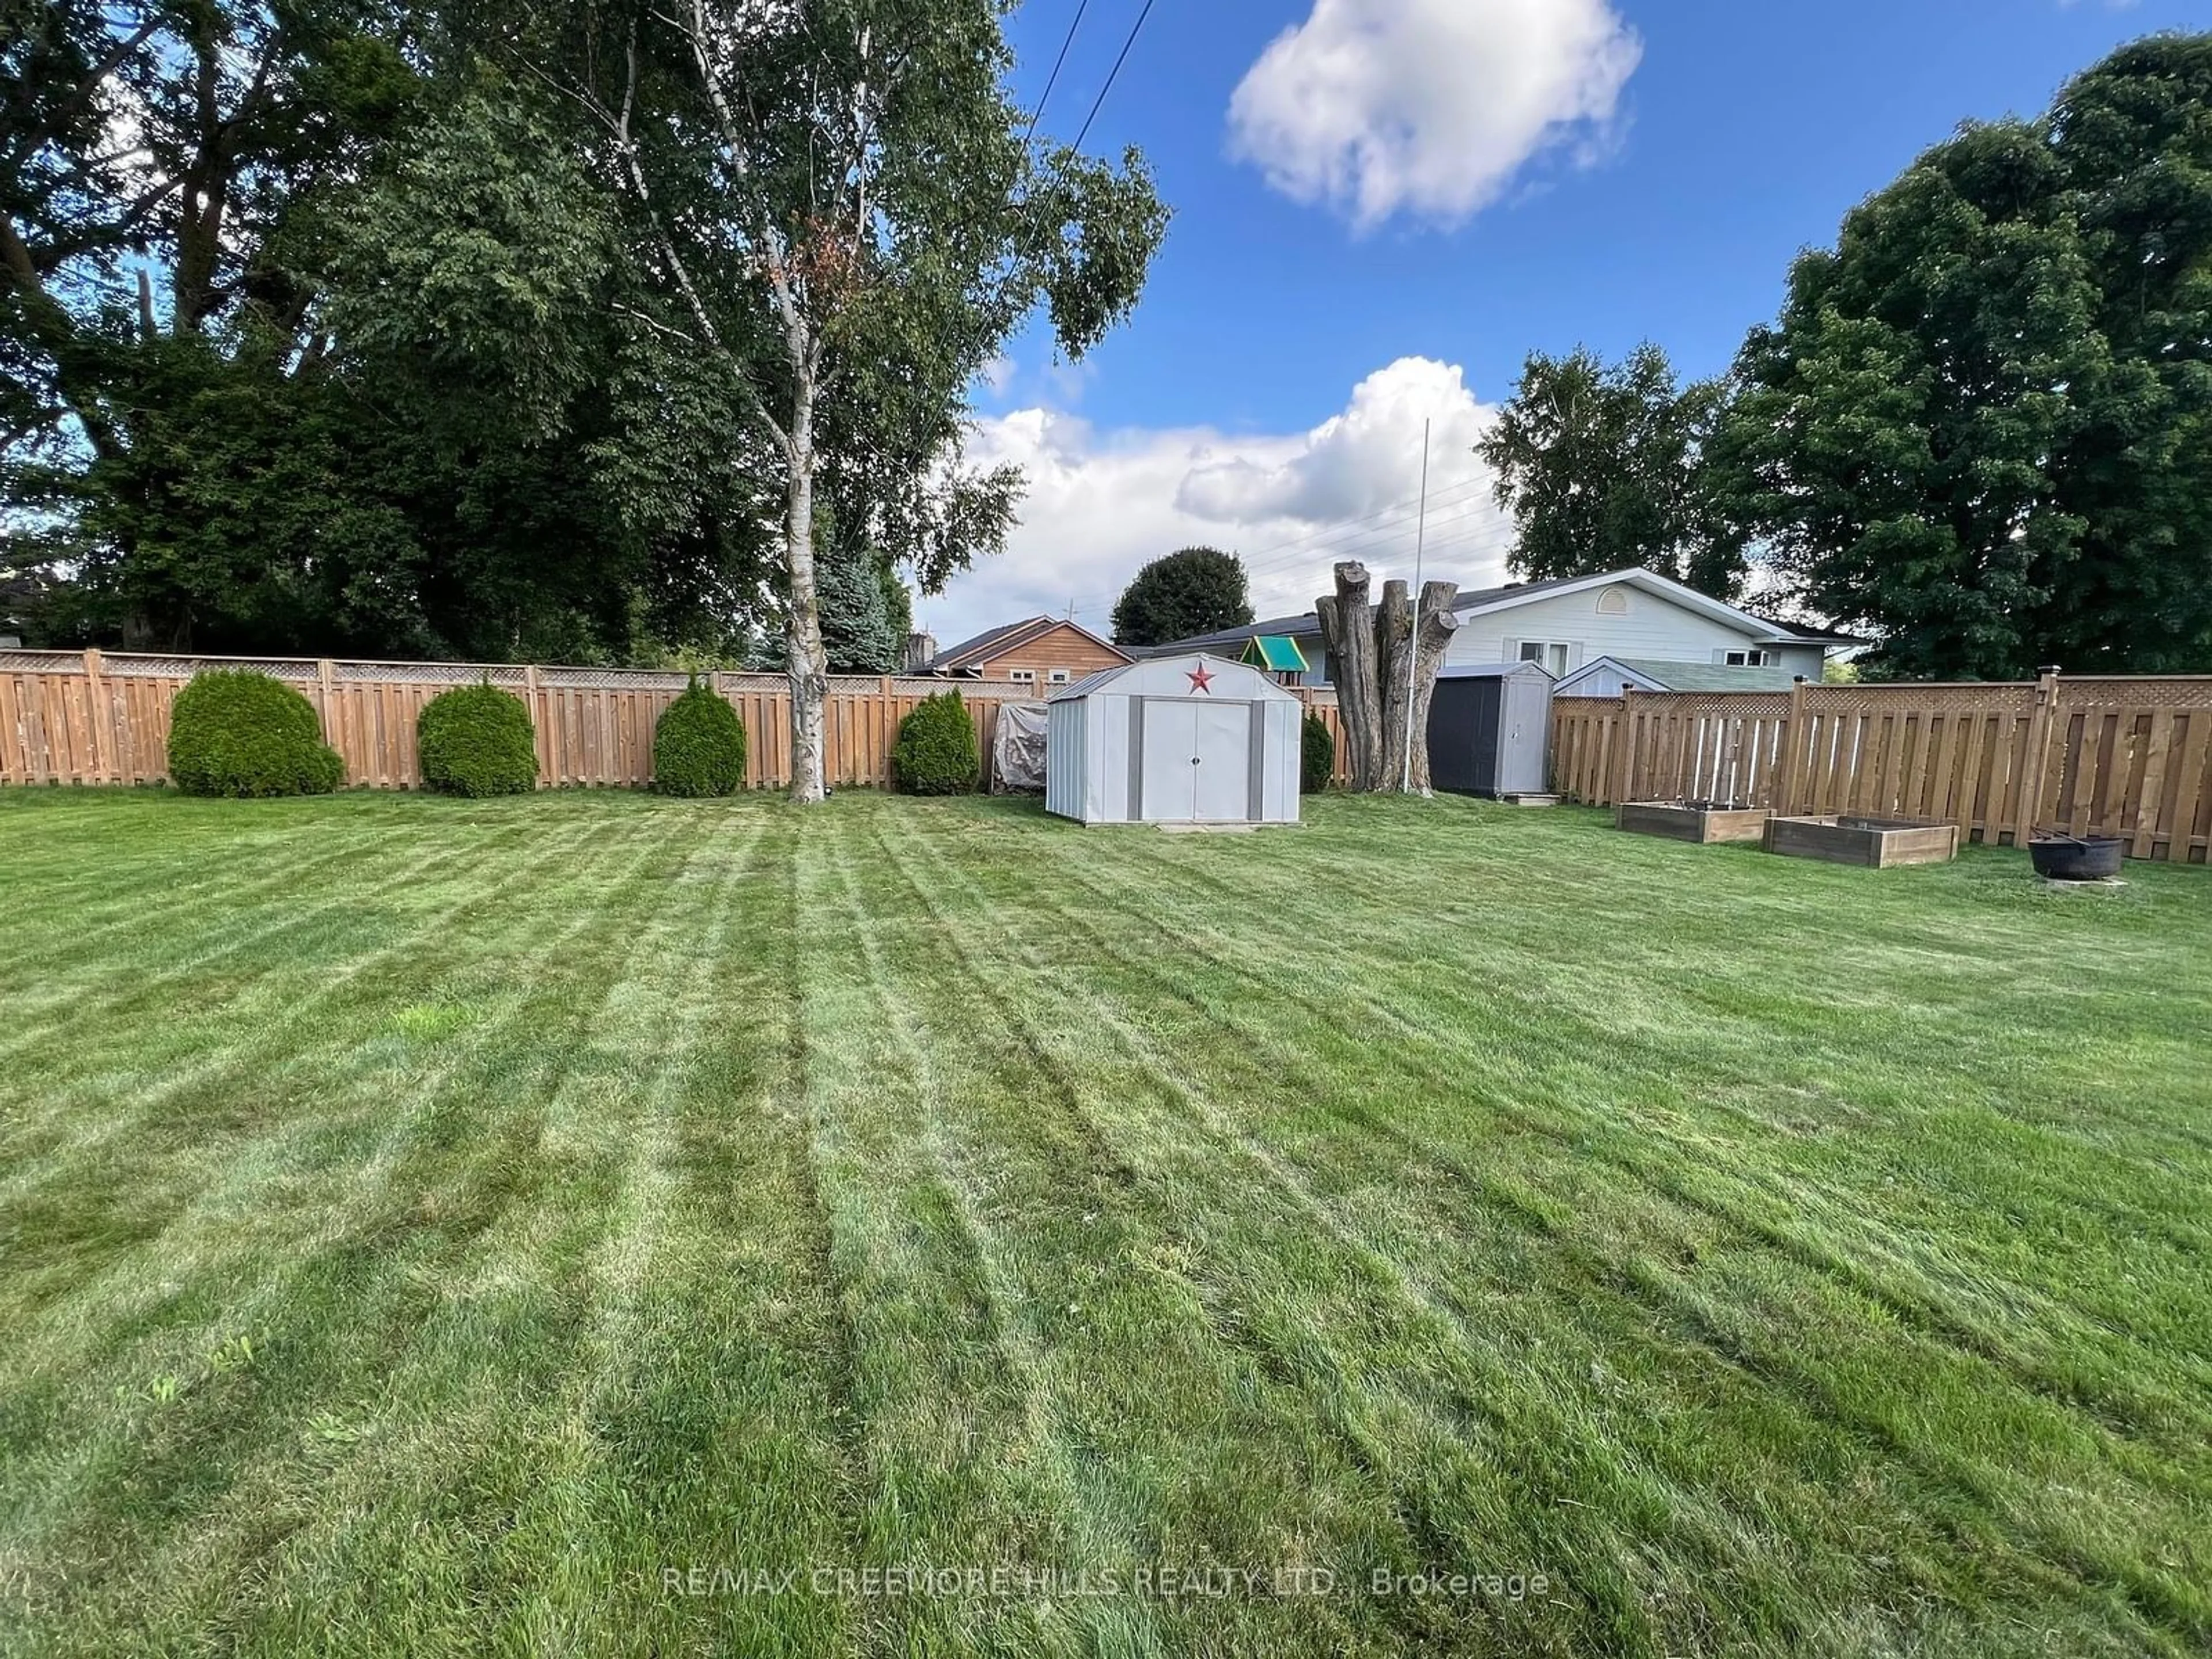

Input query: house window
[1517,641,1573,676]
[1007,668,1036,683]
[1595,588,1629,616]
[1724,649,1772,668]
[1048,669,1071,684]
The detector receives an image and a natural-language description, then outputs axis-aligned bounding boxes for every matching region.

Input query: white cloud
[916,358,1514,646]
[1228,0,1642,230]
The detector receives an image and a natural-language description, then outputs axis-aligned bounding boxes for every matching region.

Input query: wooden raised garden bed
[1616,802,1770,844]
[1763,815,1959,869]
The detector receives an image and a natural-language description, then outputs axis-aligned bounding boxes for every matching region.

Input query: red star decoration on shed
[1186,664,1215,695]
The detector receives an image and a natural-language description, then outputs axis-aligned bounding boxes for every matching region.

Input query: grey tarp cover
[992,701,1050,793]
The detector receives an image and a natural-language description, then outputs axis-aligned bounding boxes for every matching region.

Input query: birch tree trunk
[783,358,830,804]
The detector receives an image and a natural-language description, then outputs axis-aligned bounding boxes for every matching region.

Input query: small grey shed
[1426,662,1555,798]
[1046,654,1303,825]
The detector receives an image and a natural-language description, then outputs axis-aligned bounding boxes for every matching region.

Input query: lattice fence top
[331,660,527,687]
[2056,678,2212,710]
[535,666,685,691]
[1800,683,2038,715]
[0,652,85,675]
[1626,691,1791,718]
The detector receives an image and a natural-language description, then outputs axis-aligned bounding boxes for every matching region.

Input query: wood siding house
[921,617,1132,690]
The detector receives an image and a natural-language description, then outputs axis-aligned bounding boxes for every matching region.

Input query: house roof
[1135,611,1327,654]
[1560,656,1801,694]
[923,615,1130,673]
[1744,615,1867,645]
[1143,570,1865,654]
[1437,661,1557,681]
[1048,652,1298,702]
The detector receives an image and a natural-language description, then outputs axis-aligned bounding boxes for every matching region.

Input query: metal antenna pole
[1400,419,1431,793]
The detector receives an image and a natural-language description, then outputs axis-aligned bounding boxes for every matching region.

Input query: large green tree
[1,2,762,659]
[1709,35,2212,679]
[1477,344,1739,599]
[524,0,1168,801]
[1111,546,1253,646]
[2,0,422,649]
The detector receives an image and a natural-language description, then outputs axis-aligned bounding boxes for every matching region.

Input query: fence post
[1782,676,1810,815]
[1611,687,1635,806]
[2013,666,2061,846]
[81,647,108,783]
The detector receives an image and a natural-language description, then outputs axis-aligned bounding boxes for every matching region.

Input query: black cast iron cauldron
[2029,834,2124,881]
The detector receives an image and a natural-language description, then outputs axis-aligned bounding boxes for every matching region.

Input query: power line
[1053,477,1498,612]
[1232,486,1495,580]
[1222,475,1493,569]
[1073,0,1158,150]
[1022,0,1092,147]
[1062,517,1521,628]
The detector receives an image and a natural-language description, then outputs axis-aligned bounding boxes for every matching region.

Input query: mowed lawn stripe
[0,800,404,979]
[0,801,599,1078]
[0,789,2206,1658]
[1045,800,2212,1433]
[876,811,1673,1653]
[1,800,696,1649]
[1,801,831,1654]
[0,802,633,1278]
[908,799,2207,1653]
[854,815,1414,1656]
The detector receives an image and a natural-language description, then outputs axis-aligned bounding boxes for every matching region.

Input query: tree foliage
[1478,345,1738,599]
[813,507,904,673]
[516,0,1169,798]
[1111,547,1253,646]
[1708,35,2212,678]
[1,0,1165,697]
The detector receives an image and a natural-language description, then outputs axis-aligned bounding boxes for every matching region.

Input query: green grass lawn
[2,788,2208,1658]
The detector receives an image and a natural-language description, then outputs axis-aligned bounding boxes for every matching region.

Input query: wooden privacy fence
[1552,673,2212,863]
[1,649,1346,793]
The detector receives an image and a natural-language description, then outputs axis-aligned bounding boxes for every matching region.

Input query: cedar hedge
[653,679,748,797]
[892,691,979,795]
[418,683,538,797]
[167,670,344,797]
[1301,713,1336,794]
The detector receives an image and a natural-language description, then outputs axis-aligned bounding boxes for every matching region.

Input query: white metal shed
[1046,654,1304,825]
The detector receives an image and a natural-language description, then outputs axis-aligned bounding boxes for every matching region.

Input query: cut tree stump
[1316,562,1459,793]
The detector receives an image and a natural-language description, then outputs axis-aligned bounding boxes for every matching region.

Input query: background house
[1150,569,1857,688]
[921,616,1131,690]
[1554,656,1802,697]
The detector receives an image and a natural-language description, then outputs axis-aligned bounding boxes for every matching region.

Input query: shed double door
[1139,698,1252,821]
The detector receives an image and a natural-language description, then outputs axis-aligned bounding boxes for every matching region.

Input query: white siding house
[1447,578,1829,683]
[1554,656,1801,698]
[1149,569,1850,688]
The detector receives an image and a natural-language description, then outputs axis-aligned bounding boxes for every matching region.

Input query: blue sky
[925,0,2210,645]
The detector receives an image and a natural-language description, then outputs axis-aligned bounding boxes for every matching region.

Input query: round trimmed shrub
[892,691,979,796]
[1301,713,1336,794]
[653,679,748,797]
[417,683,537,797]
[167,670,344,797]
